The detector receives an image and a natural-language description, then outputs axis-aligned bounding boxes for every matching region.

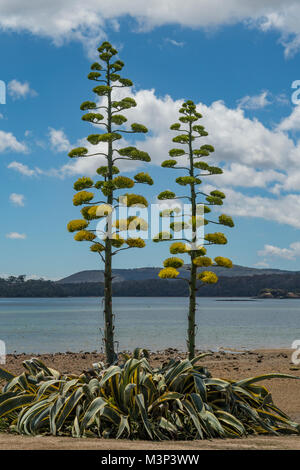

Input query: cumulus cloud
[277,105,300,132]
[7,85,300,229]
[237,91,272,110]
[54,87,300,229]
[48,128,71,152]
[258,242,300,260]
[6,232,26,240]
[204,186,300,229]
[107,89,300,196]
[9,193,25,206]
[7,161,41,176]
[0,130,27,153]
[0,1,300,56]
[7,79,37,100]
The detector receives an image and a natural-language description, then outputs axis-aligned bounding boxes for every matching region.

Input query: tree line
[1,273,300,297]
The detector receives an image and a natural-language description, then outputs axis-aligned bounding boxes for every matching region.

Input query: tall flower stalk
[154,100,234,360]
[68,42,153,365]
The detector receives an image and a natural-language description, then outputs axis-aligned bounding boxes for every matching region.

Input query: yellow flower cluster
[214,256,233,268]
[169,242,188,254]
[81,206,95,221]
[126,238,146,248]
[113,176,135,189]
[163,257,184,269]
[193,256,212,267]
[114,217,148,231]
[204,232,227,245]
[219,214,234,227]
[67,219,88,233]
[73,191,94,206]
[74,230,96,242]
[111,233,125,248]
[197,271,218,284]
[90,243,105,253]
[119,194,148,207]
[73,177,94,191]
[91,204,113,218]
[134,172,153,185]
[158,267,179,279]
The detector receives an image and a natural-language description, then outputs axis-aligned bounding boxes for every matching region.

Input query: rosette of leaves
[67,41,153,365]
[0,352,299,441]
[154,100,234,360]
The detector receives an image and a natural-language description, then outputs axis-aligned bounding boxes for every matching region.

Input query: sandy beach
[1,348,300,450]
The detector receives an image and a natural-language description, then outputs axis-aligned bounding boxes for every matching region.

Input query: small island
[258,288,300,299]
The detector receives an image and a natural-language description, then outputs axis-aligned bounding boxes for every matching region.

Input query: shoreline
[2,345,294,358]
[0,296,261,299]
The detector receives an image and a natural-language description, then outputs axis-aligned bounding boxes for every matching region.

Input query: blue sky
[1,1,300,279]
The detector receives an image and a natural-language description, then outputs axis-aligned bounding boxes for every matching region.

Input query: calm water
[0,297,300,354]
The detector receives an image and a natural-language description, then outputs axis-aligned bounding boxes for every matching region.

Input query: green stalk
[187,119,197,360]
[103,56,115,365]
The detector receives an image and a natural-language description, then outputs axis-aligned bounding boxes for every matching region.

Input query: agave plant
[0,349,299,440]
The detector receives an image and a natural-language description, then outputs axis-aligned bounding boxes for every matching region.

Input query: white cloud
[277,105,300,132]
[48,128,71,152]
[258,242,300,260]
[165,38,185,47]
[7,85,300,230]
[199,100,300,171]
[114,89,300,197]
[6,232,26,240]
[7,79,37,100]
[208,163,285,190]
[205,186,300,229]
[254,260,270,268]
[0,1,300,56]
[9,193,25,206]
[52,85,300,228]
[237,91,272,110]
[0,130,27,153]
[7,161,41,176]
[255,4,300,57]
[105,89,300,175]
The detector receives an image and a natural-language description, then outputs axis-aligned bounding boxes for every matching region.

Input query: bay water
[0,297,299,354]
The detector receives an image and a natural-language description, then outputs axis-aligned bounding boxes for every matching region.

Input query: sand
[1,347,300,450]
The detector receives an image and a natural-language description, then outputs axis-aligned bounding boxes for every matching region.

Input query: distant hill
[57,265,298,284]
[1,270,300,297]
